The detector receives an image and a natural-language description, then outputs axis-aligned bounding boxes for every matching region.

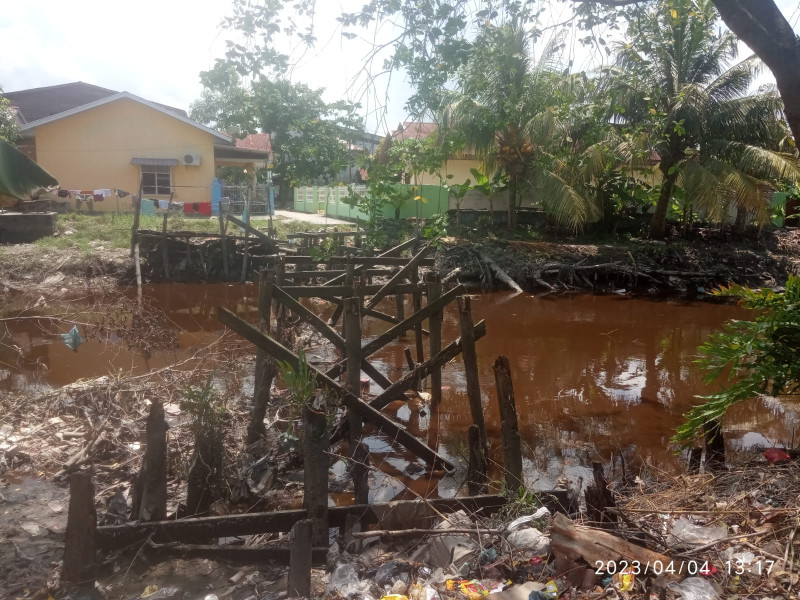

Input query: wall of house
[33,98,216,212]
[414,158,484,186]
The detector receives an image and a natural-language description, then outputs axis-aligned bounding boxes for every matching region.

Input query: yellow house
[7,82,269,212]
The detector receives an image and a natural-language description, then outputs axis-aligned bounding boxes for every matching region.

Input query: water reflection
[2,286,798,499]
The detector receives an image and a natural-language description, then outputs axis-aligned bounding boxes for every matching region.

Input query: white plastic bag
[668,577,719,600]
[667,517,727,546]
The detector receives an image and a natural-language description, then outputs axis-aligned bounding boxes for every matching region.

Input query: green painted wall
[294,184,448,221]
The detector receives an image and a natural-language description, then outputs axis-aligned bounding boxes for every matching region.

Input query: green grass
[33,212,356,252]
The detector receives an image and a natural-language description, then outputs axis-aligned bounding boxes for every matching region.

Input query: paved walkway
[270,209,350,225]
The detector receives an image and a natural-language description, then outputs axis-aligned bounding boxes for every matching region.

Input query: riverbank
[2,218,798,297]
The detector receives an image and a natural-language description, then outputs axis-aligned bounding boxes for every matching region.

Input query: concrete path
[271,209,350,225]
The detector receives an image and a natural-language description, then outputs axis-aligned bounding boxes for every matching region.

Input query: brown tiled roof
[235,133,272,153]
[392,121,437,141]
[3,81,187,123]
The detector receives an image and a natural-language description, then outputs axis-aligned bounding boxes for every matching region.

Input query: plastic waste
[278,432,300,453]
[507,507,551,531]
[506,527,550,554]
[667,577,719,600]
[328,563,374,598]
[380,596,408,600]
[375,559,412,586]
[390,580,409,596]
[460,580,490,599]
[528,580,558,600]
[479,548,499,564]
[138,587,184,599]
[61,325,84,352]
[613,567,634,591]
[668,517,727,546]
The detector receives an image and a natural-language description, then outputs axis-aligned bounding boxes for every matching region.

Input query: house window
[141,165,172,195]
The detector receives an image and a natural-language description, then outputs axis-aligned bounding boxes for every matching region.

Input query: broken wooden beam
[323,237,418,286]
[217,307,453,470]
[494,355,522,493]
[459,296,488,452]
[304,396,329,547]
[97,495,508,549]
[62,471,97,590]
[227,213,272,244]
[279,282,426,299]
[288,520,313,597]
[366,245,432,310]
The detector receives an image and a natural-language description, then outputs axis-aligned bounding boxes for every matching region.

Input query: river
[1,285,797,500]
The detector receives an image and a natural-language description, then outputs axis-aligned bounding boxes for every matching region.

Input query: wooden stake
[493,355,522,492]
[241,191,251,282]
[129,176,143,258]
[132,400,168,522]
[688,447,702,474]
[304,395,329,547]
[249,271,275,445]
[458,296,488,452]
[288,519,313,599]
[62,471,97,590]
[161,212,170,281]
[426,274,443,405]
[411,265,424,363]
[395,290,405,323]
[366,245,431,310]
[133,237,142,294]
[467,424,488,496]
[219,200,229,279]
[704,419,725,469]
[344,297,362,443]
[352,441,369,506]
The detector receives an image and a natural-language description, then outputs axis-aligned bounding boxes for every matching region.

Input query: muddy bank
[439,228,800,295]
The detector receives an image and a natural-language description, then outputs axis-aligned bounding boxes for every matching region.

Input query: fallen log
[480,253,523,292]
[96,495,508,549]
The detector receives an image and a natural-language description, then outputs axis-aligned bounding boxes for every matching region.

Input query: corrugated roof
[392,121,437,141]
[235,133,272,153]
[214,144,270,161]
[3,82,187,123]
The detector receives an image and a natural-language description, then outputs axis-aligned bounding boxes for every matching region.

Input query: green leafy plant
[309,236,341,262]
[674,276,800,446]
[277,348,318,435]
[181,378,228,436]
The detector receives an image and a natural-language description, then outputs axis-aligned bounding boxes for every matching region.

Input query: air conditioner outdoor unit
[183,153,201,166]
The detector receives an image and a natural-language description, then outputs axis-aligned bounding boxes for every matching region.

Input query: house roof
[235,133,272,153]
[16,91,231,143]
[392,121,437,141]
[214,144,271,162]
[3,82,187,123]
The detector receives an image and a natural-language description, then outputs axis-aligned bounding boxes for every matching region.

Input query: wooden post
[343,297,362,443]
[129,176,143,258]
[411,265,424,363]
[184,235,193,276]
[275,254,287,337]
[241,190,252,282]
[688,447,703,474]
[62,471,97,590]
[458,296,488,452]
[132,400,168,522]
[341,259,355,336]
[288,519,313,599]
[133,236,142,295]
[395,291,405,324]
[493,355,522,492]
[467,424,488,496]
[161,212,170,281]
[249,271,275,445]
[704,419,725,469]
[304,395,329,546]
[353,441,369,506]
[426,274,443,403]
[584,462,615,528]
[219,199,229,279]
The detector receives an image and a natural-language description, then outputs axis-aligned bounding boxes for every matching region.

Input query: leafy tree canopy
[0,85,19,143]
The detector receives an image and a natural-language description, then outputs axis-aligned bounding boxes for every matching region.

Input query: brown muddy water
[2,285,797,501]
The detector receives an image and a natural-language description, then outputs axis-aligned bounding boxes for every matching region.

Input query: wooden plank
[272,256,434,267]
[272,285,345,350]
[129,177,143,258]
[361,284,464,358]
[459,296,488,453]
[304,397,328,546]
[344,297,363,442]
[323,237,418,286]
[494,355,522,492]
[219,201,229,278]
[217,307,453,470]
[287,231,364,239]
[411,265,424,363]
[62,472,97,590]
[96,495,509,549]
[227,213,272,243]
[288,520,313,598]
[366,246,432,310]
[161,213,170,280]
[282,268,395,280]
[279,282,426,299]
[427,275,443,405]
[352,320,486,412]
[147,542,328,566]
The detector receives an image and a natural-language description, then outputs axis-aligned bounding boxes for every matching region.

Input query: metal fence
[219,184,274,216]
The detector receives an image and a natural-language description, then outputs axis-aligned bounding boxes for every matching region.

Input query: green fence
[293,184,448,221]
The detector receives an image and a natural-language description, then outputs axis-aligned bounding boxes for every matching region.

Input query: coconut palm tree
[605,0,800,239]
[440,24,598,230]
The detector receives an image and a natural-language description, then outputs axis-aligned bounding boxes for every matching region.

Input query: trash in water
[61,325,84,352]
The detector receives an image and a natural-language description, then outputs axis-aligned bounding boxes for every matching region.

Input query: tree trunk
[649,170,677,240]
[395,206,401,220]
[507,174,518,230]
[712,0,800,145]
[734,205,748,235]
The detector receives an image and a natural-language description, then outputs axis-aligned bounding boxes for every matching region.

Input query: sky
[2,0,799,136]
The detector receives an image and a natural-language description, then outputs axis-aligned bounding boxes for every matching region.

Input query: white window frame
[141,165,173,195]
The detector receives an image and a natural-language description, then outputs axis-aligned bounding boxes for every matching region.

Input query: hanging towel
[184,202,194,215]
[93,193,104,202]
[94,188,112,198]
[193,202,199,212]
[140,199,156,216]
[197,202,212,216]
[115,189,129,198]
[158,199,170,210]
